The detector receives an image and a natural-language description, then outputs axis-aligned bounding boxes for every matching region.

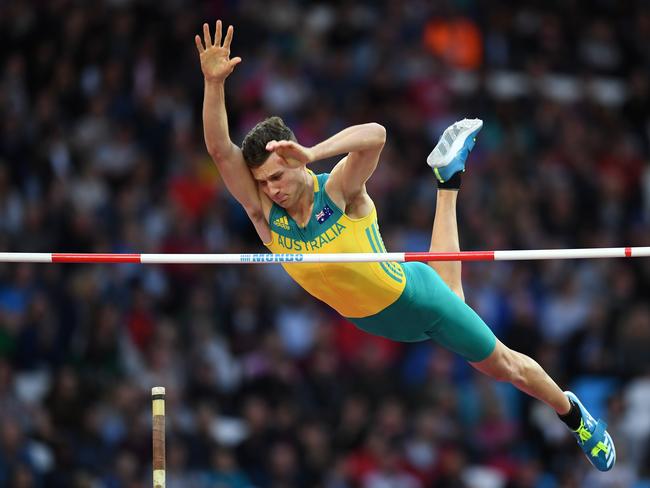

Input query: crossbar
[0,247,647,264]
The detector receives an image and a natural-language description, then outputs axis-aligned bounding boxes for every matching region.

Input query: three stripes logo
[437,124,462,156]
[365,222,404,284]
[273,216,291,230]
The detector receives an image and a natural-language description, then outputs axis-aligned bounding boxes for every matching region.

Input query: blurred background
[1,0,650,487]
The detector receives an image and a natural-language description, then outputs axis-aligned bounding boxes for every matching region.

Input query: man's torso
[263,172,406,318]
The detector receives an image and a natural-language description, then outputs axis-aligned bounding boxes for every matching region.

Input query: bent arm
[312,123,386,200]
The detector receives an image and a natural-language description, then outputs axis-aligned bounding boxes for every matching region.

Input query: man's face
[251,152,305,208]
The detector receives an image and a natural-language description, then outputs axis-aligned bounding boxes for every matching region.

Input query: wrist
[204,77,225,87]
[308,145,323,163]
[306,147,317,164]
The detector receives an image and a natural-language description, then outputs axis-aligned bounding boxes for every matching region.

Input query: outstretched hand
[266,140,314,168]
[195,20,241,83]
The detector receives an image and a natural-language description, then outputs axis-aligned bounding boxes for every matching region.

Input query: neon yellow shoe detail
[565,391,616,471]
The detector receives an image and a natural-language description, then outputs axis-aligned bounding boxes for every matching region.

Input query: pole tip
[152,386,166,396]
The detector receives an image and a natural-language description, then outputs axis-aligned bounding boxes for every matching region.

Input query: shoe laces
[575,421,592,444]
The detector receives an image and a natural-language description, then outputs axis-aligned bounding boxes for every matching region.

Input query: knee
[450,286,465,302]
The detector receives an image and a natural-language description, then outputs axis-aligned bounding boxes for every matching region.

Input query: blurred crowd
[1,0,650,487]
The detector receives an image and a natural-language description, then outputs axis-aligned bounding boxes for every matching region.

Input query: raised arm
[265,123,386,204]
[195,21,269,241]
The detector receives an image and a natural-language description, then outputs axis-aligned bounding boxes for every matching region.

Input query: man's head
[241,116,296,168]
[243,117,308,208]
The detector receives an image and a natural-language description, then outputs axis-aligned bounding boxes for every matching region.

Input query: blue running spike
[427,118,483,183]
[565,391,616,471]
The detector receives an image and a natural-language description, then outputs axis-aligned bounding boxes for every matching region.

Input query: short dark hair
[241,116,296,168]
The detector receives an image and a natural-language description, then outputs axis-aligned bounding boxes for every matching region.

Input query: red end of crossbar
[625,247,632,257]
[52,253,142,263]
[404,251,495,262]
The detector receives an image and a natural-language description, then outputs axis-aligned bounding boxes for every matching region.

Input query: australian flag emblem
[316,205,334,224]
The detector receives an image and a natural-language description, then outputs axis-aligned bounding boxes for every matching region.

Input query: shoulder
[323,161,373,218]
[322,162,347,209]
[313,171,330,188]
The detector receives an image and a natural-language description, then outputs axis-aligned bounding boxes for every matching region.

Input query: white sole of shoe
[427,118,483,168]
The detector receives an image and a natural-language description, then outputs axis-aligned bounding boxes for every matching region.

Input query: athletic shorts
[347,262,497,362]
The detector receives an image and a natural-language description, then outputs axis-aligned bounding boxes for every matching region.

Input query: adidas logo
[438,125,461,156]
[273,216,291,230]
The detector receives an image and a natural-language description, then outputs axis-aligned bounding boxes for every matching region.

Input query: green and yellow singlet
[264,171,405,318]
